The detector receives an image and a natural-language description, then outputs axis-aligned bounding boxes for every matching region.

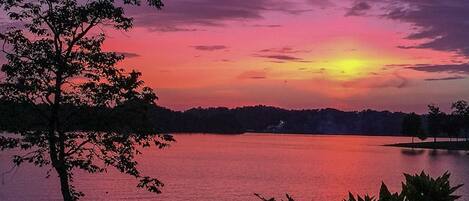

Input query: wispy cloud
[116,52,140,58]
[346,1,371,16]
[307,0,335,8]
[250,24,283,28]
[425,76,466,81]
[406,63,469,74]
[256,54,303,61]
[342,73,409,89]
[259,47,310,54]
[148,26,201,32]
[125,0,313,31]
[192,45,228,51]
[238,70,267,79]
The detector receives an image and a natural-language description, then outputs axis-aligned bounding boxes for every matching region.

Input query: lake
[1,134,468,201]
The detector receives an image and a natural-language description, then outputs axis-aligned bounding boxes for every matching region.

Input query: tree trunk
[47,130,73,201]
[56,165,74,201]
[49,65,71,200]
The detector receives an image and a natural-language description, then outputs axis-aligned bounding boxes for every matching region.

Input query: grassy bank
[386,141,469,150]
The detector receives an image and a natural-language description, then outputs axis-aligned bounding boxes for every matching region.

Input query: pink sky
[104,0,469,112]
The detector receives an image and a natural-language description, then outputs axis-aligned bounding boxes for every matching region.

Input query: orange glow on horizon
[98,2,469,113]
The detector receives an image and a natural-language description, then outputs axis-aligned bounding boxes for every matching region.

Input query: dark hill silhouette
[0,101,408,135]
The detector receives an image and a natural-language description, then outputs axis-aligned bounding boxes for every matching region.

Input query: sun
[299,40,404,81]
[266,41,404,81]
[327,58,372,80]
[336,59,366,75]
[316,51,399,81]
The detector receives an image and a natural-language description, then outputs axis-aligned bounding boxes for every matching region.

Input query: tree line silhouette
[0,102,410,135]
[402,100,469,143]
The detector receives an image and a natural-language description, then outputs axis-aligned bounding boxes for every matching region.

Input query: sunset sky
[103,0,469,112]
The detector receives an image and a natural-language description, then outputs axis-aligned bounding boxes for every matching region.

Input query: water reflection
[400,148,465,157]
[1,134,469,201]
[400,148,425,156]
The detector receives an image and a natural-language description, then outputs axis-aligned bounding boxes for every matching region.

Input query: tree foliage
[427,105,445,142]
[0,0,173,200]
[451,100,469,140]
[425,101,469,142]
[402,112,425,142]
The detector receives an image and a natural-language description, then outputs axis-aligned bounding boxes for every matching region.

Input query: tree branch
[65,138,92,157]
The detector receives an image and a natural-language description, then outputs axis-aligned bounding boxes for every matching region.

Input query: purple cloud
[307,0,335,8]
[256,54,302,61]
[407,63,469,74]
[341,73,409,89]
[255,47,311,62]
[148,26,201,32]
[124,0,311,31]
[377,0,469,57]
[425,76,466,81]
[238,70,267,79]
[116,52,140,58]
[192,45,228,51]
[251,24,283,28]
[346,1,372,16]
[259,47,310,54]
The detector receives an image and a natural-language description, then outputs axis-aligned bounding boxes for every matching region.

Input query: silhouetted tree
[442,114,460,142]
[401,113,424,143]
[451,100,469,141]
[427,105,445,143]
[0,0,174,200]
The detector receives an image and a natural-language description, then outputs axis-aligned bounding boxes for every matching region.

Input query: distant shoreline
[168,132,405,136]
[385,141,469,151]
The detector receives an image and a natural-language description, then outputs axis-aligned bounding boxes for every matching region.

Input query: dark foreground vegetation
[256,171,463,201]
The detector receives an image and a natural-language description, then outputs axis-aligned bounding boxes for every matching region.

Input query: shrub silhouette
[344,193,377,201]
[402,172,463,201]
[255,193,295,201]
[256,171,462,201]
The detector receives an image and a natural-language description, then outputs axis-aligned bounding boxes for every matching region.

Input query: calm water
[1,134,469,201]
